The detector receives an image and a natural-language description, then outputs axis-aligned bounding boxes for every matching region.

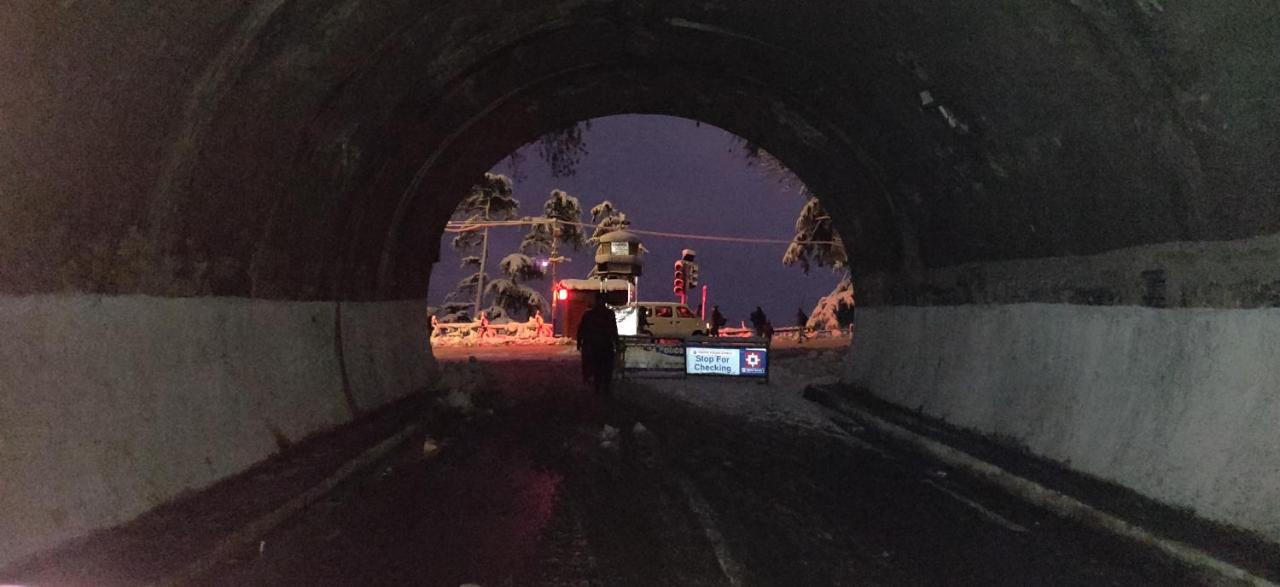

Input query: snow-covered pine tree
[588,200,631,245]
[445,173,520,317]
[483,253,547,321]
[521,189,586,256]
[757,149,854,330]
[806,275,854,331]
[782,194,848,274]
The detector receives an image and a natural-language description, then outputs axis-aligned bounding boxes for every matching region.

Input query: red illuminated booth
[554,278,632,338]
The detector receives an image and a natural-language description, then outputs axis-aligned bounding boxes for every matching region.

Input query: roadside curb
[803,386,1277,587]
[148,422,423,587]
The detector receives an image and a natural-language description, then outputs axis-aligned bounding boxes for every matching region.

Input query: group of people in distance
[751,305,812,342]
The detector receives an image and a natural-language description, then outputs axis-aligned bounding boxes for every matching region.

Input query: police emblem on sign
[740,348,768,376]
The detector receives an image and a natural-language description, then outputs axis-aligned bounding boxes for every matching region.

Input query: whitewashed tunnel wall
[0,296,435,566]
[846,240,1280,542]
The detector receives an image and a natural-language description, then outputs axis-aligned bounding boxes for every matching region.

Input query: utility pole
[548,220,558,324]
[472,199,491,318]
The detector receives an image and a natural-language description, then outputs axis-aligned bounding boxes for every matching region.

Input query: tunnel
[3,0,1279,569]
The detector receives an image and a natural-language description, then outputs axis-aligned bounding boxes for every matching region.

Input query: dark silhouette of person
[749,306,768,338]
[576,293,619,395]
[709,305,726,337]
[637,305,652,338]
[796,307,809,343]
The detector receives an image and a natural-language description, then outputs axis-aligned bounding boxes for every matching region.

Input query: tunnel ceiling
[2,1,1277,301]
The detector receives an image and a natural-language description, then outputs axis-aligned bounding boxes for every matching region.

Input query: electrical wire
[443,217,841,246]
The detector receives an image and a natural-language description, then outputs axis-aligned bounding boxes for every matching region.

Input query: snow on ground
[431,333,572,347]
[624,347,850,436]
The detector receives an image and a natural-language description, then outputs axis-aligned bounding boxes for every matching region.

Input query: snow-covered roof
[597,230,640,243]
[559,278,631,291]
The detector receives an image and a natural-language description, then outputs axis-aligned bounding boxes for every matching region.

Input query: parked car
[627,302,705,339]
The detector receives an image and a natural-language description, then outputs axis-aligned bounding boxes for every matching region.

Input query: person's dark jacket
[577,305,619,356]
[706,308,727,335]
[749,307,766,331]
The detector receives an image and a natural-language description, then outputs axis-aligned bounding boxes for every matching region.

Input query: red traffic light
[674,259,688,296]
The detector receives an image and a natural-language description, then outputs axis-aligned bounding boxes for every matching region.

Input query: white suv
[632,302,705,339]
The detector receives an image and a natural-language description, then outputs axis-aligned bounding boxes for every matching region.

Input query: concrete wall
[846,303,1280,541]
[0,295,434,566]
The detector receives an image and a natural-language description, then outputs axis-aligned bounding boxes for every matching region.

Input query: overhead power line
[443,218,841,246]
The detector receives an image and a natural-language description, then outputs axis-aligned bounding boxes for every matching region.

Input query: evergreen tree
[521,189,586,256]
[484,253,547,320]
[806,274,855,331]
[588,200,632,245]
[782,194,847,274]
[767,152,854,329]
[445,173,520,317]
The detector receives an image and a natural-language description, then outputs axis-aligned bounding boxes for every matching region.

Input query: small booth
[593,230,644,278]
[554,229,645,339]
[554,278,632,338]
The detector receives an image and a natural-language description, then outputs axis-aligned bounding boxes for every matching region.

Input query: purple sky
[427,114,843,326]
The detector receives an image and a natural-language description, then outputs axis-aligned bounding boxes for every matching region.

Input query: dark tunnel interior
[3,0,1279,579]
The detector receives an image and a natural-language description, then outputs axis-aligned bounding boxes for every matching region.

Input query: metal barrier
[617,336,686,379]
[617,335,772,383]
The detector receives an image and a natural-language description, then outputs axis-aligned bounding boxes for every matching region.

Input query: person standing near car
[576,293,620,395]
[709,305,726,337]
[750,306,768,338]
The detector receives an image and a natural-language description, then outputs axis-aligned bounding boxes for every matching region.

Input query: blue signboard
[685,346,768,377]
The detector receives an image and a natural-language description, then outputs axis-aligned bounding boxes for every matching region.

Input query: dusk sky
[428,114,844,326]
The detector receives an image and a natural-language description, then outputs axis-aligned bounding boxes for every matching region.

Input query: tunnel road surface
[199,358,1200,586]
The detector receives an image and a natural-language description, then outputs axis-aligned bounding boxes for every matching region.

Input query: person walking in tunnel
[709,305,726,337]
[576,293,619,395]
[750,306,768,338]
[796,307,808,343]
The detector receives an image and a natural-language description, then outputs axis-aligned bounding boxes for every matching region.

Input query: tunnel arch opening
[422,113,853,342]
[373,70,899,304]
[269,17,910,303]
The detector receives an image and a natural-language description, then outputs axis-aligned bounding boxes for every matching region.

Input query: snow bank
[807,276,854,332]
[431,334,572,348]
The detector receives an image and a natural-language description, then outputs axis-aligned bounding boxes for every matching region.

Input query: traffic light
[686,261,699,289]
[673,260,686,296]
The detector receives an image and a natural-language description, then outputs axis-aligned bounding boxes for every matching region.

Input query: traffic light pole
[673,259,686,304]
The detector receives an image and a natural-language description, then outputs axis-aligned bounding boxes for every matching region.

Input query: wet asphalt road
[199,359,1202,586]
